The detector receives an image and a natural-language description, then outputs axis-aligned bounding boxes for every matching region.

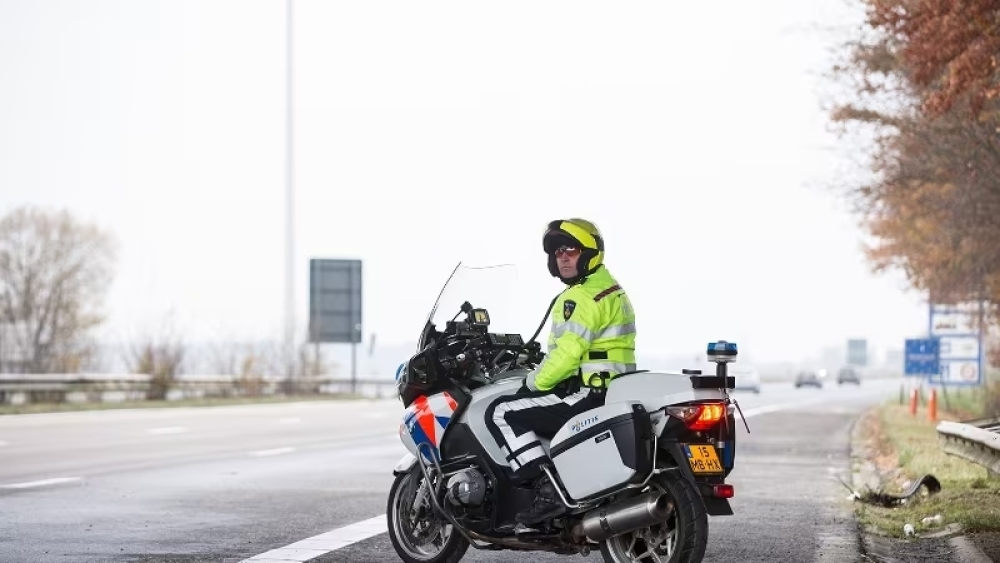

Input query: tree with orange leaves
[829,0,1000,322]
[867,0,1000,118]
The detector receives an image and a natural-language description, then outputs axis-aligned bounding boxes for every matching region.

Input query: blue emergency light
[706,340,738,363]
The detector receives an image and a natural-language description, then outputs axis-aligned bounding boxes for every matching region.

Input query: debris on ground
[836,473,942,508]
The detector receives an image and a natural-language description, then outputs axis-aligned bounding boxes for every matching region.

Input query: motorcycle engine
[445,468,487,507]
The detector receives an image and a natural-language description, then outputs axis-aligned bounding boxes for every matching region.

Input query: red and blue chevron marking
[402,392,459,460]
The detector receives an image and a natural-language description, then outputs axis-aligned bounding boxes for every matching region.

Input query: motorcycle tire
[386,465,470,563]
[599,472,709,563]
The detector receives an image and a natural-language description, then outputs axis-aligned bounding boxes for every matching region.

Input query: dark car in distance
[837,366,861,385]
[794,371,823,389]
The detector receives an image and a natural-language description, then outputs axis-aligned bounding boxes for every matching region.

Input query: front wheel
[386,465,470,563]
[599,472,709,563]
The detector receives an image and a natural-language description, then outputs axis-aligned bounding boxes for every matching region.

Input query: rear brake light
[666,402,725,431]
[713,484,734,498]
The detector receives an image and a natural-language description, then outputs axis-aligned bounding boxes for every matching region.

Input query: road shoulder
[848,405,1000,563]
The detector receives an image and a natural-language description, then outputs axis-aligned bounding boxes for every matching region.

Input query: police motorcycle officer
[485,218,638,526]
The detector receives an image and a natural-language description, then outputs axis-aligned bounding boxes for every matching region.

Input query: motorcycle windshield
[417,262,525,350]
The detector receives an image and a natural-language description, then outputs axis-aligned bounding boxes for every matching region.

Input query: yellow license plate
[684,444,724,474]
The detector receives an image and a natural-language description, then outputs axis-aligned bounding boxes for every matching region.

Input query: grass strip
[854,404,1000,538]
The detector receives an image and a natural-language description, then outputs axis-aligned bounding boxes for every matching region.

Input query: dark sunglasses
[553,246,581,258]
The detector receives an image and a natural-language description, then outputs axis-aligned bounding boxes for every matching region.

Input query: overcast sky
[0,0,931,369]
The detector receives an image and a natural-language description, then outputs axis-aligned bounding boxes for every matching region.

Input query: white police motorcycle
[387,264,745,563]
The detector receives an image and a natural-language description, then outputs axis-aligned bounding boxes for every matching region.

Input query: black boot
[515,475,567,525]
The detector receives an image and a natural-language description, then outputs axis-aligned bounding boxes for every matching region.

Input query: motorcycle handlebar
[435,331,543,375]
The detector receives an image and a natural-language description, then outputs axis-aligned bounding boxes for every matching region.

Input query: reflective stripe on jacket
[528,265,636,391]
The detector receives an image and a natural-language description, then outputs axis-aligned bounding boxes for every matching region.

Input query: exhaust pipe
[581,492,674,543]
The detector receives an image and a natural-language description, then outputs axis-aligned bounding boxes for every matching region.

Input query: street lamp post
[284,0,296,387]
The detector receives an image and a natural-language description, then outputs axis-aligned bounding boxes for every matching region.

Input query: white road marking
[147,426,188,435]
[0,477,82,489]
[240,515,387,562]
[251,447,296,457]
[242,395,855,560]
[737,397,833,419]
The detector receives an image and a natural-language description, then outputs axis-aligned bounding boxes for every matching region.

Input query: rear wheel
[386,465,470,563]
[599,472,708,563]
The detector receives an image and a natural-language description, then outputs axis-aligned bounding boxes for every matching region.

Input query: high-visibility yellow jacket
[526,265,637,392]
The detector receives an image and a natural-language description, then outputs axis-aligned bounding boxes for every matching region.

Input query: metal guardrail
[0,368,915,407]
[936,416,1000,476]
[0,373,399,405]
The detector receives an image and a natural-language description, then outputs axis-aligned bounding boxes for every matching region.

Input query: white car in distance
[730,365,761,394]
[686,361,761,394]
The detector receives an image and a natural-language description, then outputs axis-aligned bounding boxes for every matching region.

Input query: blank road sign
[309,259,362,344]
[847,339,868,367]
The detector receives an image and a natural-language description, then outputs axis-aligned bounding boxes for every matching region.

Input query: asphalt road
[0,378,901,563]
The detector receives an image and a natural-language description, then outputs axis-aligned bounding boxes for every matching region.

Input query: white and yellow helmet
[542,218,605,283]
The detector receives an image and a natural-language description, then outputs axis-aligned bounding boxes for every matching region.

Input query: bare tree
[0,207,117,373]
[206,339,285,396]
[124,323,186,401]
[206,341,241,376]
